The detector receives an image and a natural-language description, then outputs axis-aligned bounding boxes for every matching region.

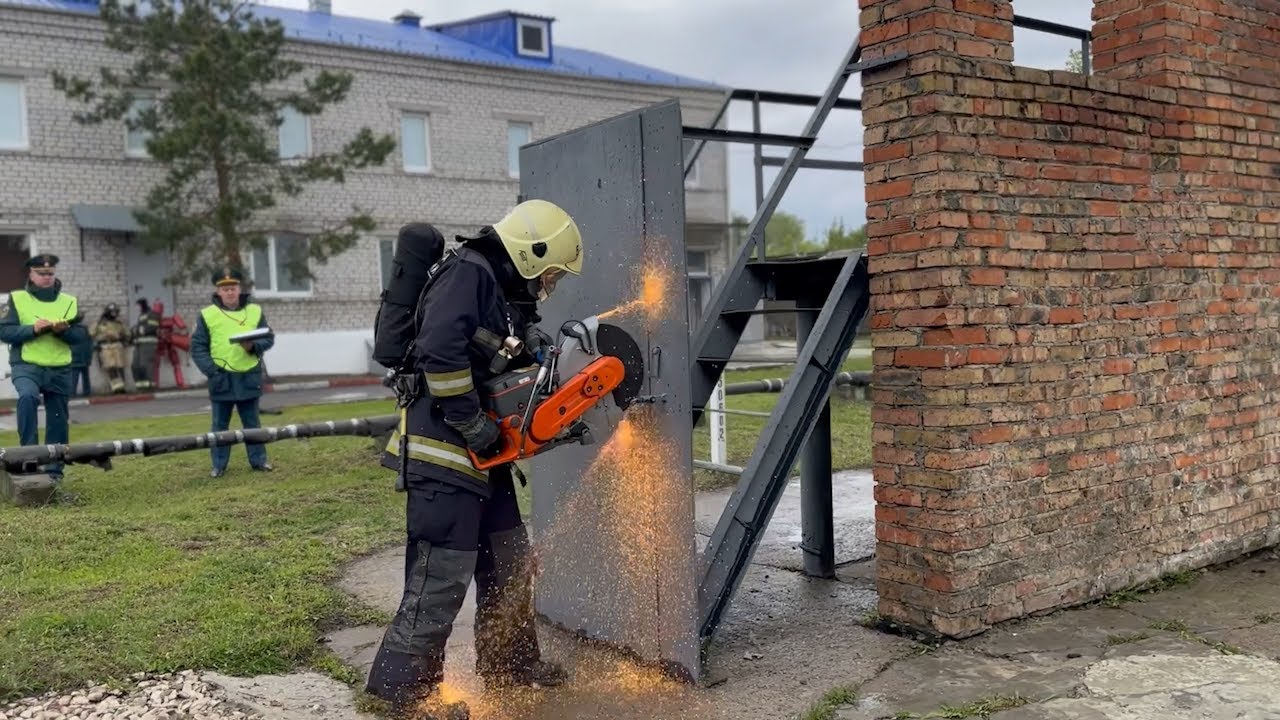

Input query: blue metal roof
[3,0,723,90]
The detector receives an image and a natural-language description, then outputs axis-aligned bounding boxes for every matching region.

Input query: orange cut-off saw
[467,316,647,470]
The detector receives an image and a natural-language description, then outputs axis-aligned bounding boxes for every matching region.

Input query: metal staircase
[681,35,904,641]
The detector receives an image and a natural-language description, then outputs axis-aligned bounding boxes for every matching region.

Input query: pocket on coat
[210,371,231,395]
[243,370,262,392]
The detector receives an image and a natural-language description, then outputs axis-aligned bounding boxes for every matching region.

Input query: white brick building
[0,0,734,398]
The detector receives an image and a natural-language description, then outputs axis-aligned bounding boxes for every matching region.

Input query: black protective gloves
[447,412,504,456]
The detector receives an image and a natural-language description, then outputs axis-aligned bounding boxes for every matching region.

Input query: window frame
[682,139,701,188]
[400,112,432,174]
[379,237,396,291]
[0,76,30,151]
[507,121,532,179]
[277,106,312,161]
[516,18,550,58]
[249,233,313,298]
[124,94,156,158]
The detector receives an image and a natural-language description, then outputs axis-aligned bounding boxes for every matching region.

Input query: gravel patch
[1,671,264,720]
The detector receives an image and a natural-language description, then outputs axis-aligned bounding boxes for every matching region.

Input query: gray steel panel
[520,100,700,680]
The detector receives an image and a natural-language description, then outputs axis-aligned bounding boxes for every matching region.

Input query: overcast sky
[269,0,1094,242]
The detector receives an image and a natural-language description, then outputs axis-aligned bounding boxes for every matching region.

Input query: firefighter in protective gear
[367,200,583,718]
[0,254,89,481]
[131,298,161,390]
[91,303,130,393]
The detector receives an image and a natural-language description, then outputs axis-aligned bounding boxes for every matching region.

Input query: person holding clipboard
[190,266,276,478]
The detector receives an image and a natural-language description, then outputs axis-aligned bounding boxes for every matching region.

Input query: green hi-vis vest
[10,290,77,367]
[200,303,263,373]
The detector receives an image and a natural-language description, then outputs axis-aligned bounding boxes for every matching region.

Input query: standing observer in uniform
[366,200,582,720]
[189,267,275,478]
[0,254,89,481]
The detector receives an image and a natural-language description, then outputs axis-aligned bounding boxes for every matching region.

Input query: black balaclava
[461,228,541,323]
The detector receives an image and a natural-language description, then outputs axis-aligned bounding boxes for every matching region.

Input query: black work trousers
[365,465,541,705]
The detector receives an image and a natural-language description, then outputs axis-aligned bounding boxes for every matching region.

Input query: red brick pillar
[1093,0,1280,87]
[860,0,1015,638]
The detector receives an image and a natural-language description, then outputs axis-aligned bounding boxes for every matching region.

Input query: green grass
[1104,632,1151,646]
[1100,570,1201,608]
[0,398,411,702]
[1147,618,1244,656]
[0,344,874,701]
[692,353,873,491]
[800,684,860,720]
[893,694,1033,719]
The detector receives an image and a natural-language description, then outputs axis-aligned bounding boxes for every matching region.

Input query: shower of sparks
[597,256,676,331]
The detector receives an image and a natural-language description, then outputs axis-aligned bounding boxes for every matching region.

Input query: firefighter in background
[68,323,93,397]
[131,298,161,390]
[91,303,129,394]
[152,300,190,389]
[366,200,581,719]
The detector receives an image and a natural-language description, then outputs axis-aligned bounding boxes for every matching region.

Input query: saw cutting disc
[595,323,645,410]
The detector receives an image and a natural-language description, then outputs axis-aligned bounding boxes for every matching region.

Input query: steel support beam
[760,157,863,171]
[681,126,814,148]
[796,305,835,579]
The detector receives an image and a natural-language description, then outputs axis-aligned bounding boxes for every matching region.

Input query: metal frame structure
[681,16,1094,645]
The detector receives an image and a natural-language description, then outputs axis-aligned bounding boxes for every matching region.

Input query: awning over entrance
[70,204,142,234]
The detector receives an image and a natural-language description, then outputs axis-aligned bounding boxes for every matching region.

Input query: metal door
[123,241,174,322]
[521,100,700,680]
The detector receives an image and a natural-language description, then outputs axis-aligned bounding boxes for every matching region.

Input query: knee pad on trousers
[369,541,477,701]
[383,540,477,656]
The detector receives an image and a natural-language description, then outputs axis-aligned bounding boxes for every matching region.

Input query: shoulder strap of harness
[398,246,498,373]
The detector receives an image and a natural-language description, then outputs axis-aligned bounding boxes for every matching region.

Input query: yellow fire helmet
[491,199,584,280]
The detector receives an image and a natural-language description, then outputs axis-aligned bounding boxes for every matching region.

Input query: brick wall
[0,3,728,368]
[861,0,1280,637]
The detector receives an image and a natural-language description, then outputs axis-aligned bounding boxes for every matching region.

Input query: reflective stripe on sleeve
[425,368,474,398]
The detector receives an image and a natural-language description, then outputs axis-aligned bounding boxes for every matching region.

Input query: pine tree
[52,0,397,285]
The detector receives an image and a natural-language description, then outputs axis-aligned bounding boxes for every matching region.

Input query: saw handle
[467,416,525,471]
[467,355,626,471]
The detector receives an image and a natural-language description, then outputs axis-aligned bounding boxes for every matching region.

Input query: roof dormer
[428,11,556,63]
[514,15,550,58]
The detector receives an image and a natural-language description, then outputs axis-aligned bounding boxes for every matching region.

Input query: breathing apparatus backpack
[372,223,448,372]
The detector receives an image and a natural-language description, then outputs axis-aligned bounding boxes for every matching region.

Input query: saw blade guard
[556,316,645,410]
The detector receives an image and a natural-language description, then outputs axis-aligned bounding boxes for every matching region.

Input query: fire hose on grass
[0,415,400,506]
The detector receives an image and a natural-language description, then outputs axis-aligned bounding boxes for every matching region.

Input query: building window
[1,235,29,295]
[125,96,154,157]
[0,77,29,150]
[379,237,395,290]
[687,249,711,330]
[278,106,311,160]
[400,113,431,173]
[682,139,701,188]
[508,121,531,178]
[250,233,311,295]
[516,18,549,58]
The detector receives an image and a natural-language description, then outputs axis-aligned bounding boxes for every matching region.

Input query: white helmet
[491,199,584,280]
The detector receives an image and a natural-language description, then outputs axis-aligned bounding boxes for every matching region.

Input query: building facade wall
[0,3,729,393]
[861,0,1280,637]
